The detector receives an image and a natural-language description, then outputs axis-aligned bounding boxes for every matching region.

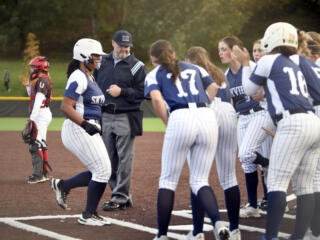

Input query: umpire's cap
[113,30,133,47]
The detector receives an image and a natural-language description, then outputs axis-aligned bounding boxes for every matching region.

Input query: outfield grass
[0,117,166,132]
[0,59,69,97]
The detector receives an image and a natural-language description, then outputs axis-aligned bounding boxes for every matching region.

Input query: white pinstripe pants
[211,100,238,190]
[268,112,320,196]
[159,107,218,195]
[61,119,111,183]
[237,110,276,173]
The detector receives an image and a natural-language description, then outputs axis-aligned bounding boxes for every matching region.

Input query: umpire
[96,30,147,211]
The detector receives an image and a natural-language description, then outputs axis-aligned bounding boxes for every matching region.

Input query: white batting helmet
[73,38,106,63]
[261,22,298,53]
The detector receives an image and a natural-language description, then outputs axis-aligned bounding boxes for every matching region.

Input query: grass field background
[0,117,166,132]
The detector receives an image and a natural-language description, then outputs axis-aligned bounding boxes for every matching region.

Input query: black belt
[314,100,320,106]
[102,104,137,114]
[239,106,264,115]
[170,102,207,113]
[275,109,312,123]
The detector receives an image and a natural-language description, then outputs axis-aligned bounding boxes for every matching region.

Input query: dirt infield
[0,131,295,239]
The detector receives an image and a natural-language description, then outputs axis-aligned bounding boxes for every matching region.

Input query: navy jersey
[290,54,320,105]
[144,61,213,110]
[64,69,105,120]
[225,61,260,113]
[215,82,232,103]
[250,54,313,119]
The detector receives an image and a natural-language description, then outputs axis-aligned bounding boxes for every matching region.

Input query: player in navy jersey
[50,38,112,226]
[219,36,275,219]
[242,22,320,240]
[145,40,230,240]
[185,46,241,240]
[289,33,320,240]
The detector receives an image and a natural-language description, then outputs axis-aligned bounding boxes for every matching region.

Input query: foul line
[0,215,185,240]
[172,210,293,239]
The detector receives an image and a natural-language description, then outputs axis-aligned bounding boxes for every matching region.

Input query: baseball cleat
[184,231,205,240]
[230,229,241,240]
[239,205,261,218]
[214,221,230,240]
[78,212,110,226]
[50,178,69,210]
[153,235,169,240]
[27,174,48,184]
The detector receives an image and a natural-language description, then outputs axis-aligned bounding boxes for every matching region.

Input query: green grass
[0,59,69,97]
[0,117,166,132]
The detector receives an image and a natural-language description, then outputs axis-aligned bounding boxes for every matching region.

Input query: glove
[253,152,269,167]
[80,120,101,136]
[22,120,38,143]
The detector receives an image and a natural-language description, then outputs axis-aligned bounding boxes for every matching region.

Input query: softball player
[145,40,229,240]
[50,38,111,226]
[290,39,320,239]
[218,36,275,218]
[185,46,241,240]
[26,56,52,184]
[243,22,320,240]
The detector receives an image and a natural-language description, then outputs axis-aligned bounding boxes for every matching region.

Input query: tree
[19,32,40,86]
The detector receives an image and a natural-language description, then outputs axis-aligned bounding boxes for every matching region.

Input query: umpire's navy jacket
[95,52,147,113]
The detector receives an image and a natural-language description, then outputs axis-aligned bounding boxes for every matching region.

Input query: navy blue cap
[113,30,133,47]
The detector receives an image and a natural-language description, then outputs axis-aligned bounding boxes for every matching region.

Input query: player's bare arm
[61,96,85,125]
[150,89,168,125]
[206,82,219,102]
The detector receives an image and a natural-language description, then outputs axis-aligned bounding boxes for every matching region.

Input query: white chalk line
[0,214,185,240]
[0,196,297,240]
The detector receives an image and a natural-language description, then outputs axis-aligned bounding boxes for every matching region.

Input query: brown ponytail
[186,46,226,86]
[297,30,311,57]
[150,40,180,83]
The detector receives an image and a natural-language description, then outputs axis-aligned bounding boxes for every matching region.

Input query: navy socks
[157,189,175,237]
[85,180,107,214]
[292,194,315,239]
[224,185,240,231]
[311,192,320,236]
[190,190,205,235]
[62,171,92,192]
[265,191,286,239]
[197,186,221,226]
[245,171,258,208]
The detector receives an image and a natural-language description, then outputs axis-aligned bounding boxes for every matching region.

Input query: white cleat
[184,231,205,240]
[77,212,110,226]
[50,178,69,210]
[214,221,230,240]
[230,229,241,240]
[153,235,169,240]
[239,205,261,218]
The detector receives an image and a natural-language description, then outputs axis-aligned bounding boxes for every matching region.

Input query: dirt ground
[0,131,295,240]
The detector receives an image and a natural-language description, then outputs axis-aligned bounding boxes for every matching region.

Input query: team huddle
[22,22,320,240]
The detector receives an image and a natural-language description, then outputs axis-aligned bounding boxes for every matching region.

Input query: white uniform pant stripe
[268,113,320,196]
[211,101,238,190]
[237,110,275,173]
[159,108,218,195]
[312,105,320,192]
[61,119,111,183]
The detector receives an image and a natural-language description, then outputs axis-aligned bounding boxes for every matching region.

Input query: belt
[170,102,207,113]
[239,106,264,115]
[314,100,320,106]
[40,106,49,108]
[102,104,137,114]
[275,109,313,123]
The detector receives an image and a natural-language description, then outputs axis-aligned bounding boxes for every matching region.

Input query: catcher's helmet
[73,38,106,64]
[29,56,49,80]
[261,22,298,53]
